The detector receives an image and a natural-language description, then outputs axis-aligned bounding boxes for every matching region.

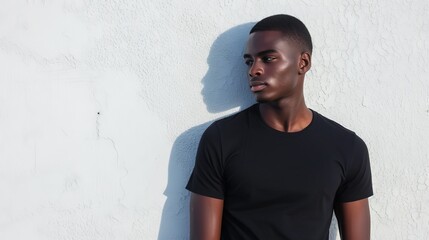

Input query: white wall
[0,0,428,239]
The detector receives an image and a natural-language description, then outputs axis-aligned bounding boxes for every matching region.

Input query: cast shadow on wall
[157,23,254,240]
[157,23,339,240]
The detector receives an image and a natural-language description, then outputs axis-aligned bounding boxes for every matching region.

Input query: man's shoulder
[312,110,365,148]
[202,104,257,144]
[313,110,369,162]
[314,110,356,137]
[211,104,257,129]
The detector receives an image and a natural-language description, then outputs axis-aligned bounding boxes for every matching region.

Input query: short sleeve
[336,135,373,202]
[186,123,225,199]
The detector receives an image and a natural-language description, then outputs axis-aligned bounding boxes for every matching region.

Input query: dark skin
[190,30,370,240]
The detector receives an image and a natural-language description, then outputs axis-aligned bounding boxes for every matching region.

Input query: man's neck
[258,96,313,133]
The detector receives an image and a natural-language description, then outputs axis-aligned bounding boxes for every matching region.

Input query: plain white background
[0,0,428,239]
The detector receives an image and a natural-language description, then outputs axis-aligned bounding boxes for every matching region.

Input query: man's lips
[250,80,267,92]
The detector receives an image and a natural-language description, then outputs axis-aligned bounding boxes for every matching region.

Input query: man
[186,14,373,240]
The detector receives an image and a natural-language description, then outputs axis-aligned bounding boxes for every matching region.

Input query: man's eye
[245,60,253,66]
[263,56,275,62]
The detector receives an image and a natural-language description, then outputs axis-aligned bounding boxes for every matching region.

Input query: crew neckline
[252,103,317,136]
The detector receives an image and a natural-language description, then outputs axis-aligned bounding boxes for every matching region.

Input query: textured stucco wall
[0,0,428,239]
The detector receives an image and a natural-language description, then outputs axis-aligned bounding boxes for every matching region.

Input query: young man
[186,14,373,240]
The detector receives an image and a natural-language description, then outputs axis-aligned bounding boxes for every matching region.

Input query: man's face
[244,30,303,103]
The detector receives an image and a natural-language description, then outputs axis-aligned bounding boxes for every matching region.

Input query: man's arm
[190,193,224,240]
[335,198,371,240]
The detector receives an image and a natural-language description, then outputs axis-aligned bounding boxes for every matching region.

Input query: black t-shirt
[186,104,373,240]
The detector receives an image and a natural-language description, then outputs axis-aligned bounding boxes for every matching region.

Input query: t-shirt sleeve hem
[336,192,373,203]
[186,186,225,200]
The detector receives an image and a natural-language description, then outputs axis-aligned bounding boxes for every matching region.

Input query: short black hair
[250,14,313,53]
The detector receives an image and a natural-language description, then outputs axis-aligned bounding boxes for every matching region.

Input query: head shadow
[201,22,255,113]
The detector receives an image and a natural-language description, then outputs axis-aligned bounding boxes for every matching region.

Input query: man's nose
[249,62,263,78]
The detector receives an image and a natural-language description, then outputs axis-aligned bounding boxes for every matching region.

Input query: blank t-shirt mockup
[187,104,373,240]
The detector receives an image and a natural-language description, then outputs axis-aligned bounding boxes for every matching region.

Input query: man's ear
[298,52,311,75]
